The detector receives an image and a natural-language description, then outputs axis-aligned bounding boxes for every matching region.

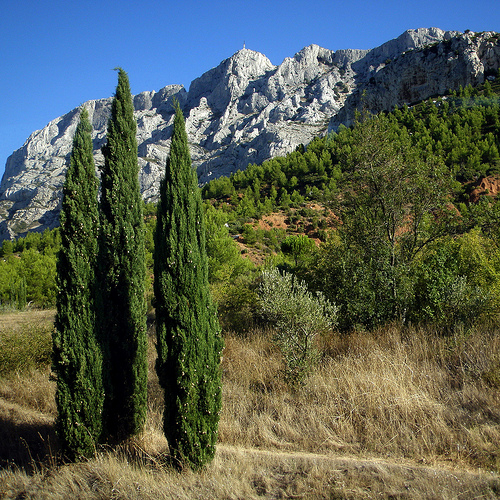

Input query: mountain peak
[186,47,274,113]
[1,29,499,240]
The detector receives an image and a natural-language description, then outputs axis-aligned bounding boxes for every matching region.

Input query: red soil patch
[470,176,500,203]
[257,213,289,231]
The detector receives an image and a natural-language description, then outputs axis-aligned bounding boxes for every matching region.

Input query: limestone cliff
[1,28,499,240]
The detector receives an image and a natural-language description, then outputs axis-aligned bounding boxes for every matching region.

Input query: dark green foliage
[154,103,223,469]
[241,224,257,245]
[11,228,61,254]
[395,89,500,184]
[203,84,500,213]
[53,107,103,459]
[201,175,235,199]
[204,206,254,285]
[0,239,14,257]
[98,69,147,440]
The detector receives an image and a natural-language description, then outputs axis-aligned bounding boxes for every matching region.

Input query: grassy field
[0,309,55,333]
[1,311,500,499]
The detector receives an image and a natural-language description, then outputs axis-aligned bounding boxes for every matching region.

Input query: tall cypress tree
[154,102,223,469]
[53,107,103,459]
[98,68,147,440]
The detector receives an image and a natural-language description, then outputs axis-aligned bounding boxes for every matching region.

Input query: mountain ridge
[1,28,499,241]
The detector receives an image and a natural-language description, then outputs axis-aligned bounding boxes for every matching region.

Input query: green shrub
[242,224,257,245]
[215,273,260,333]
[259,268,337,384]
[281,234,316,268]
[411,229,500,328]
[0,324,52,376]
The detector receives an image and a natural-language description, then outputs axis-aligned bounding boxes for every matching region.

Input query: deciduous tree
[318,112,454,328]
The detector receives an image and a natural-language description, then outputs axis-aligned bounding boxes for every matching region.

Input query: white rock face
[330,30,500,127]
[1,28,500,240]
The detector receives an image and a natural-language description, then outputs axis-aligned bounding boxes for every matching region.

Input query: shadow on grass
[0,409,58,473]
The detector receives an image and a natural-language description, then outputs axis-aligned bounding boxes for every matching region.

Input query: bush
[411,229,500,328]
[0,324,52,376]
[259,268,337,384]
[242,224,257,245]
[215,274,260,333]
[281,234,316,268]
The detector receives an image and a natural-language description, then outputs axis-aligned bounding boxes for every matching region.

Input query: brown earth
[470,176,500,203]
[236,204,339,264]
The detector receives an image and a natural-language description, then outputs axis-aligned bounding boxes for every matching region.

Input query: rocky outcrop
[1,28,499,240]
[330,30,500,127]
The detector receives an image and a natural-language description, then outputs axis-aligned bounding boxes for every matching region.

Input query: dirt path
[217,444,500,499]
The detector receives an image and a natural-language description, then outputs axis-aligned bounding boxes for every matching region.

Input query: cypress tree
[154,102,223,469]
[53,107,102,459]
[98,68,147,440]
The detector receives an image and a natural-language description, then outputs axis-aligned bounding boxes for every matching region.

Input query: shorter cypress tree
[155,102,223,469]
[53,107,103,459]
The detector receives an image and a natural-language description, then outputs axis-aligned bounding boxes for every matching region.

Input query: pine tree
[98,68,147,440]
[154,102,223,469]
[53,107,103,459]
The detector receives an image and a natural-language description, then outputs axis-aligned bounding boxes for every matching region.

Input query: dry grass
[2,444,499,499]
[0,309,55,333]
[0,368,56,416]
[1,314,500,498]
[220,327,500,469]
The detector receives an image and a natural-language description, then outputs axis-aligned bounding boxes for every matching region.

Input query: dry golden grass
[2,444,499,499]
[220,326,500,469]
[0,309,55,333]
[1,314,500,499]
[0,368,56,416]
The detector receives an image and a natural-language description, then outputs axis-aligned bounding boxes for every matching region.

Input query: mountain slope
[1,28,499,240]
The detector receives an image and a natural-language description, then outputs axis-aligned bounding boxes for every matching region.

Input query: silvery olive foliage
[259,268,337,384]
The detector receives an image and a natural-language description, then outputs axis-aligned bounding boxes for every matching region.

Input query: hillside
[1,28,499,241]
[2,78,500,498]
[3,83,500,329]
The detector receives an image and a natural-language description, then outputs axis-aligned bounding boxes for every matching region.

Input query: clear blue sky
[1,0,499,180]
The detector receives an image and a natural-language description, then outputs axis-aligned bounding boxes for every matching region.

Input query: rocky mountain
[1,28,499,241]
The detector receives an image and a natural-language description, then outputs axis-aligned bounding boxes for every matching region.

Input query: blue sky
[1,0,499,180]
